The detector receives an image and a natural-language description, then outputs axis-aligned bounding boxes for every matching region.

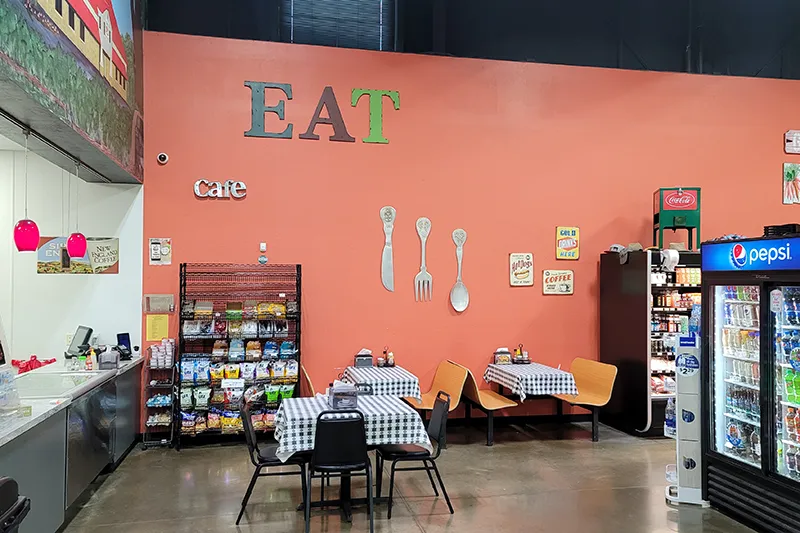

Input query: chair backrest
[0,477,29,532]
[354,383,374,395]
[240,398,261,465]
[458,365,482,405]
[300,365,315,397]
[311,410,369,471]
[430,361,468,412]
[427,391,450,454]
[570,358,618,405]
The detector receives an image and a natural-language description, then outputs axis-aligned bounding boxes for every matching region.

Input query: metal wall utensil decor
[542,270,574,295]
[555,227,580,260]
[450,229,469,312]
[509,253,534,286]
[414,217,433,301]
[380,206,396,291]
[244,82,400,143]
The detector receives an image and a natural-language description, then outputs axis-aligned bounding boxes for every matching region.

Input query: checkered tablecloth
[484,363,578,402]
[341,366,422,400]
[274,394,432,462]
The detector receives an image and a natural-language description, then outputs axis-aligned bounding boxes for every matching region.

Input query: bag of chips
[228,320,243,335]
[245,341,261,362]
[279,341,296,357]
[266,384,282,403]
[244,385,264,403]
[264,410,277,428]
[194,414,207,433]
[243,300,258,319]
[225,388,244,406]
[251,411,266,431]
[207,409,222,429]
[242,320,258,336]
[214,320,228,335]
[273,321,288,338]
[285,360,299,380]
[209,363,225,381]
[257,302,271,319]
[226,302,243,320]
[241,362,257,381]
[266,303,286,317]
[224,364,240,379]
[181,388,194,409]
[197,321,213,335]
[280,384,295,400]
[221,410,240,434]
[211,388,225,404]
[271,361,286,379]
[181,411,196,435]
[262,341,279,358]
[258,320,273,338]
[229,339,245,362]
[182,321,200,335]
[181,361,195,383]
[212,340,228,358]
[194,387,212,409]
[256,361,271,381]
[195,359,211,383]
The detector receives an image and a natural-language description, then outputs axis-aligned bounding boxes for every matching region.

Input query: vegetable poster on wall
[556,227,580,260]
[37,237,119,274]
[784,163,800,204]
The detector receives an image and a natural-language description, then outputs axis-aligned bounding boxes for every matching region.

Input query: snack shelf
[176,263,302,449]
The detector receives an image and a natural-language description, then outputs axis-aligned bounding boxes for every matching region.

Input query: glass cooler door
[711,285,762,468]
[773,286,800,481]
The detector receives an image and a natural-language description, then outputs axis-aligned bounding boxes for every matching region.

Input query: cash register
[64,326,93,359]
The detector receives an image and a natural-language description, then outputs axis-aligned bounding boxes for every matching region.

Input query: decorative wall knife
[380,206,396,291]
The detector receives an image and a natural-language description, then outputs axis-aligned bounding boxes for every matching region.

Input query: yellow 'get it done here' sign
[556,227,580,260]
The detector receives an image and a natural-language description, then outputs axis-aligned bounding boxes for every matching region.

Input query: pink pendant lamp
[13,132,39,252]
[67,163,86,258]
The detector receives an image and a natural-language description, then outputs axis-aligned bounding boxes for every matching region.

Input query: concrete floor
[62,422,754,533]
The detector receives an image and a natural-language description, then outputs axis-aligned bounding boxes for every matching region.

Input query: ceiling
[0,133,22,151]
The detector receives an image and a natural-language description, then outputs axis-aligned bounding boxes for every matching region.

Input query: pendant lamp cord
[23,132,28,219]
[74,162,80,233]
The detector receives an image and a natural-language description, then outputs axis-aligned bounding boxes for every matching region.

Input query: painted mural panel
[0,0,143,180]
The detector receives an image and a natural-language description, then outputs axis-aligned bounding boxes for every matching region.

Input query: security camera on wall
[156,153,169,165]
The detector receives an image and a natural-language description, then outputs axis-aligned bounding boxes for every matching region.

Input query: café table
[484,362,578,401]
[274,394,432,521]
[341,365,422,401]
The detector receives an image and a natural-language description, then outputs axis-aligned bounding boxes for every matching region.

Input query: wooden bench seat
[552,358,618,442]
[451,361,518,446]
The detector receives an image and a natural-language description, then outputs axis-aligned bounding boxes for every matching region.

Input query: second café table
[274,394,432,521]
[341,365,422,401]
[484,362,578,401]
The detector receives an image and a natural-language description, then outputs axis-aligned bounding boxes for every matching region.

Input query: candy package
[226,302,243,320]
[211,388,225,404]
[207,409,222,429]
[241,362,257,381]
[266,384,282,403]
[209,363,225,381]
[245,341,261,361]
[214,320,228,335]
[285,360,299,380]
[212,340,228,358]
[197,321,213,335]
[224,364,240,379]
[194,387,212,408]
[257,302,272,318]
[256,361,271,381]
[229,339,245,362]
[243,301,258,319]
[280,384,295,400]
[266,303,286,317]
[194,300,214,318]
[242,320,258,336]
[228,320,243,335]
[262,341,279,358]
[180,388,193,408]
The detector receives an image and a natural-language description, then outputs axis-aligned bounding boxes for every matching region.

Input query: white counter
[0,398,70,448]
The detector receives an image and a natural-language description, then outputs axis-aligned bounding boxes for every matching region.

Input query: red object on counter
[12,355,57,374]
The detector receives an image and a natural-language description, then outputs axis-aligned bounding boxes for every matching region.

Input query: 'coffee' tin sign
[542,270,574,295]
[555,227,580,260]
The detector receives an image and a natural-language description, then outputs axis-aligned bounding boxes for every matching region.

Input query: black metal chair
[305,410,374,533]
[236,399,308,525]
[376,390,454,519]
[0,478,29,533]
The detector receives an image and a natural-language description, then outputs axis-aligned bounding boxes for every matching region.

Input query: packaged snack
[211,388,225,404]
[182,321,200,335]
[651,376,665,394]
[194,300,214,319]
[221,410,240,434]
[209,363,225,381]
[228,320,243,335]
[181,360,195,382]
[257,302,271,318]
[244,385,265,403]
[256,361,271,381]
[264,410,277,428]
[207,409,222,429]
[181,411,196,435]
[241,362,257,381]
[258,320,273,338]
[266,385,282,403]
[214,320,228,335]
[212,340,228,358]
[243,300,258,319]
[271,361,286,379]
[266,303,286,317]
[224,364,241,379]
[287,301,299,314]
[226,302,243,320]
[225,388,244,406]
[246,341,262,361]
[273,321,289,338]
[194,414,207,433]
[181,388,194,408]
[194,387,212,408]
[242,320,258,336]
[280,384,295,400]
[195,359,211,383]
[251,411,266,431]
[262,341,279,358]
[182,300,195,316]
[285,359,299,380]
[229,339,245,362]
[279,341,296,357]
[197,321,213,335]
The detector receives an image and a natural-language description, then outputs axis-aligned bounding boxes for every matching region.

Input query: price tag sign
[221,378,245,389]
[676,353,700,377]
[771,289,783,313]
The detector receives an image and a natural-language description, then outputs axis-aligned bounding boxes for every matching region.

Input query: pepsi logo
[731,244,747,268]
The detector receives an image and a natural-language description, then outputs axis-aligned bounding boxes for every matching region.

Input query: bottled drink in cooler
[786,369,797,403]
[787,407,797,437]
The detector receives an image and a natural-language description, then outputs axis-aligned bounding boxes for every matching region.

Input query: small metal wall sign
[194,179,247,199]
[542,270,574,295]
[786,131,800,154]
[509,253,534,286]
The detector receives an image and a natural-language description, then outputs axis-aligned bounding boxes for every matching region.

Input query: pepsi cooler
[701,236,800,533]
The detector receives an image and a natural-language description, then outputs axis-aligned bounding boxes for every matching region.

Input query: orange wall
[142,31,800,411]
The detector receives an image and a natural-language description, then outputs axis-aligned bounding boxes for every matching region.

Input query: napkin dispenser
[493,348,512,365]
[328,382,358,409]
[354,355,374,368]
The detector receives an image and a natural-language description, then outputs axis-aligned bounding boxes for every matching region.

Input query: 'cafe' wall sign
[194,179,247,199]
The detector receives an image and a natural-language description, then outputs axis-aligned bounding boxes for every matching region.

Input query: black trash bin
[0,478,30,533]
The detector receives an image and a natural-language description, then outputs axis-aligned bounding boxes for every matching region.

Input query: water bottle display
[774,287,800,480]
[712,285,761,467]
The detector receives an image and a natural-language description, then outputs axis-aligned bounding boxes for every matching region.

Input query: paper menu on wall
[146,314,170,341]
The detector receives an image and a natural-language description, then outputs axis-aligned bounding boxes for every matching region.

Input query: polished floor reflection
[63,422,754,532]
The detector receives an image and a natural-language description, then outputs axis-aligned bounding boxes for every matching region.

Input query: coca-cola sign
[663,190,697,210]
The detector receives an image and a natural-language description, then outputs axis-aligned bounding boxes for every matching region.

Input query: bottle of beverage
[787,448,797,473]
[742,305,753,328]
[787,407,797,437]
[793,371,800,405]
[724,305,733,327]
[665,398,676,438]
[750,390,759,415]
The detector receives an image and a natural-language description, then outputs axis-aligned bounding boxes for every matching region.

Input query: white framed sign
[542,269,574,295]
[786,131,800,154]
[509,253,534,286]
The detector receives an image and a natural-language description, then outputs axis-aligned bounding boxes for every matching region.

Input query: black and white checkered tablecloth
[341,366,422,400]
[274,395,432,462]
[483,363,578,402]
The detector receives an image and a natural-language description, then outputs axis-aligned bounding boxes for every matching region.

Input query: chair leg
[366,465,375,533]
[592,406,599,442]
[431,460,454,514]
[387,461,397,519]
[376,454,384,498]
[424,460,439,497]
[487,411,494,447]
[236,465,261,525]
[320,472,325,502]
[304,470,312,533]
